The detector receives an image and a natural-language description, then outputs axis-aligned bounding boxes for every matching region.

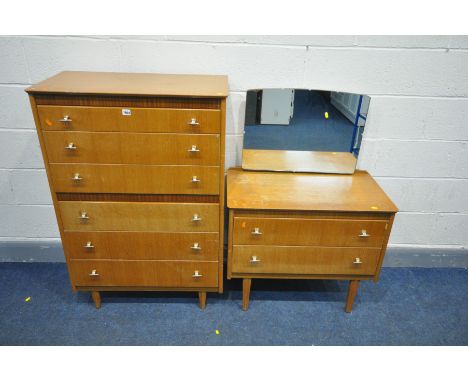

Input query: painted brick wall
[0,35,467,250]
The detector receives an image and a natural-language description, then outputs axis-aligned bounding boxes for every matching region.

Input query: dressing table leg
[198,292,207,310]
[242,278,252,311]
[345,280,360,313]
[91,291,101,309]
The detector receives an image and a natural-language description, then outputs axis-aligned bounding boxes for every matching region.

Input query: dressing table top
[227,168,398,213]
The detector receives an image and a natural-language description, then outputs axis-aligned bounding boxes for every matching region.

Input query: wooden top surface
[242,149,357,174]
[227,167,398,213]
[26,71,229,97]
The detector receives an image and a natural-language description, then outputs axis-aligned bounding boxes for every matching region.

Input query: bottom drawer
[70,260,218,288]
[231,246,381,276]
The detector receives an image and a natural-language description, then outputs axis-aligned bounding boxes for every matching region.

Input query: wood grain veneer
[38,105,221,134]
[43,131,220,165]
[49,164,220,194]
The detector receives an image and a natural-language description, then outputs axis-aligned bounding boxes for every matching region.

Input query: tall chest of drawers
[227,168,398,312]
[26,71,228,309]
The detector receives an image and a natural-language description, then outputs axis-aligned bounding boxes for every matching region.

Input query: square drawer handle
[79,211,89,220]
[192,214,202,222]
[188,145,200,153]
[72,173,83,181]
[251,227,263,236]
[64,142,77,150]
[250,256,261,263]
[191,243,201,251]
[191,176,201,183]
[59,115,73,123]
[359,230,370,237]
[192,270,203,278]
[353,257,363,265]
[83,241,94,249]
[188,118,200,126]
[89,269,99,277]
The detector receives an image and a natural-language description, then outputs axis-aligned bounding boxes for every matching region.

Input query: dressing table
[227,88,398,312]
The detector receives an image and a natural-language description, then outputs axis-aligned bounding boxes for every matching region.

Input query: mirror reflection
[242,89,370,174]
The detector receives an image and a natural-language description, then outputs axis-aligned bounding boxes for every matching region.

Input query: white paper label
[122,109,132,116]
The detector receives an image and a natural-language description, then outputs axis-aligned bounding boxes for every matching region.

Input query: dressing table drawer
[63,232,219,261]
[233,217,388,248]
[49,164,220,195]
[38,105,221,134]
[231,246,380,276]
[43,131,220,166]
[59,201,220,232]
[70,259,219,288]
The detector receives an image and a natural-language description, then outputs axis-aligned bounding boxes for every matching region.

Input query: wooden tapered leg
[91,291,101,309]
[345,280,360,313]
[242,278,252,311]
[198,292,207,310]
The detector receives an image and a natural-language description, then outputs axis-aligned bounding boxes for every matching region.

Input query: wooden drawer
[63,232,219,261]
[59,201,219,232]
[233,217,388,248]
[49,164,219,195]
[231,246,381,276]
[43,131,220,166]
[38,105,220,134]
[70,259,218,288]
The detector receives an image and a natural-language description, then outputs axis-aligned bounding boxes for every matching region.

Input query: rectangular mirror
[242,89,370,174]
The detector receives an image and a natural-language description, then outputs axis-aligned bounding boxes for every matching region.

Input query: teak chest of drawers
[227,168,398,312]
[26,71,228,309]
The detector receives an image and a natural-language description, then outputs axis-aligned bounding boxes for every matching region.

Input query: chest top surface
[227,167,398,213]
[25,71,229,98]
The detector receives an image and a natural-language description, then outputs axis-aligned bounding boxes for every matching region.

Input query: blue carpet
[244,90,356,152]
[0,263,466,345]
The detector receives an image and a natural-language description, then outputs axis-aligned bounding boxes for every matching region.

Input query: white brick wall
[0,35,467,250]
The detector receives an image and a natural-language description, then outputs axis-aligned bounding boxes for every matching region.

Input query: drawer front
[63,232,219,261]
[43,131,220,166]
[232,246,380,276]
[70,260,218,288]
[49,164,219,195]
[38,105,220,134]
[59,201,219,232]
[233,217,388,248]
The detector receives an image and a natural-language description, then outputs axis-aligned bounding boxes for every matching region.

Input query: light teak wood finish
[227,168,397,313]
[49,164,220,194]
[43,131,220,165]
[242,149,358,174]
[27,71,228,309]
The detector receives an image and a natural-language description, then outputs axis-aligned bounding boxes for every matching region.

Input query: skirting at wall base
[0,241,466,268]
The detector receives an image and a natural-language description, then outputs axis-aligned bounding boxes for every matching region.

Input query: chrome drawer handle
[353,257,363,265]
[359,230,370,237]
[59,115,72,123]
[83,241,94,249]
[64,142,77,150]
[79,211,89,220]
[191,176,201,183]
[89,269,99,277]
[192,214,202,222]
[192,270,202,278]
[188,145,200,153]
[191,243,201,251]
[188,118,200,126]
[250,256,261,263]
[251,227,263,236]
[72,173,82,181]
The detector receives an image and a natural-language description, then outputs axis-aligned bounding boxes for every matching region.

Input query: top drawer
[37,105,220,134]
[233,217,388,248]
